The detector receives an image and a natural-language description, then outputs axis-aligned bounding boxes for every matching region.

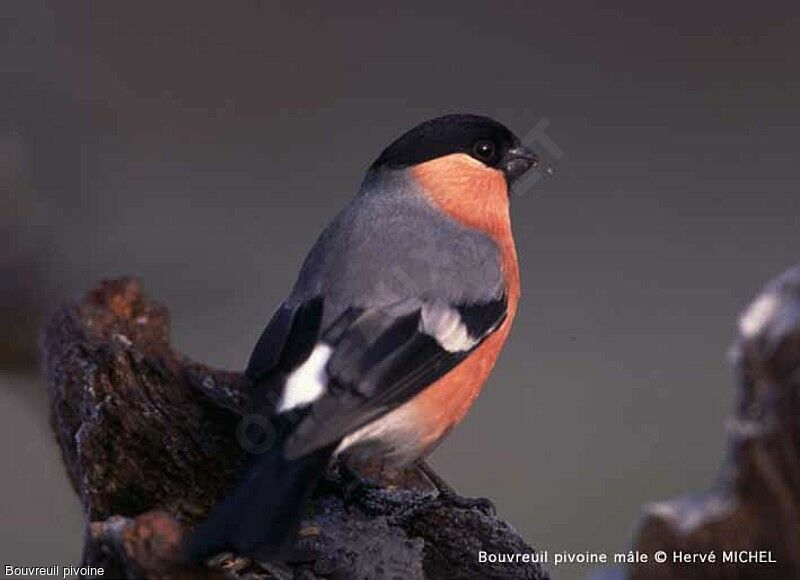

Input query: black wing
[282,295,507,459]
[245,297,324,381]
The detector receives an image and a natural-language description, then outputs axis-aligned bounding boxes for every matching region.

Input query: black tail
[185,297,334,562]
[184,418,336,563]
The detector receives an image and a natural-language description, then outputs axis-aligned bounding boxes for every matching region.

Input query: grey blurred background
[2,2,799,579]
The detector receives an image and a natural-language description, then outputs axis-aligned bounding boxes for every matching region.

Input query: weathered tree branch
[47,267,800,579]
[627,265,800,580]
[42,278,547,580]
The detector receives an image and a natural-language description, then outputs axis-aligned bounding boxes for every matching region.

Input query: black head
[371,114,538,183]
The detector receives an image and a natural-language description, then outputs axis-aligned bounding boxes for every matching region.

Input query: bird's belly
[336,320,512,467]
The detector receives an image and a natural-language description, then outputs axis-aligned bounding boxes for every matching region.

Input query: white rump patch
[419,302,478,352]
[277,343,333,412]
[739,293,780,338]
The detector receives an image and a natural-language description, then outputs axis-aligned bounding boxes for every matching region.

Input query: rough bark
[42,278,547,580]
[626,265,800,580]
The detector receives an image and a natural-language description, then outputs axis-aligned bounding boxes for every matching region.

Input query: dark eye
[471,140,496,163]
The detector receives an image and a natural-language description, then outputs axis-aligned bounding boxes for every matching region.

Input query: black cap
[372,114,538,184]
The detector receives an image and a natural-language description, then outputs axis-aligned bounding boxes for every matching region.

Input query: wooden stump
[42,278,547,580]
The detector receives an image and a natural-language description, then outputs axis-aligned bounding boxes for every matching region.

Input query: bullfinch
[185,113,539,562]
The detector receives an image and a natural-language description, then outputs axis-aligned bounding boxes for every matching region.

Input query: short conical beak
[500,145,539,184]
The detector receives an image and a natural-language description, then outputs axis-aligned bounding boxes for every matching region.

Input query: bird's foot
[418,460,495,515]
[332,459,381,504]
[393,461,498,519]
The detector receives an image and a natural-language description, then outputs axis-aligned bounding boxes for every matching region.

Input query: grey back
[289,168,505,328]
